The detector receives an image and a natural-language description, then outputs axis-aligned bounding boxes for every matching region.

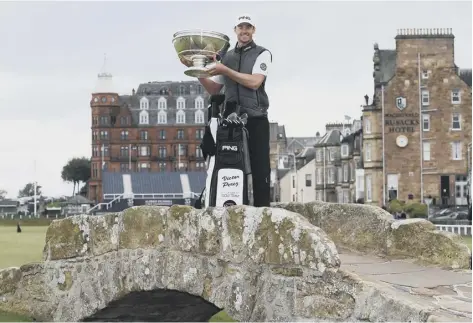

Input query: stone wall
[273,201,471,269]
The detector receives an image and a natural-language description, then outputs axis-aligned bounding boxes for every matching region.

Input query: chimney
[132,88,135,96]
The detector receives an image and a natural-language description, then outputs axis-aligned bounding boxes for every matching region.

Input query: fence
[435,224,472,236]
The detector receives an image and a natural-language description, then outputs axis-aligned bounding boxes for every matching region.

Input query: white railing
[88,192,202,214]
[87,194,124,214]
[435,224,472,236]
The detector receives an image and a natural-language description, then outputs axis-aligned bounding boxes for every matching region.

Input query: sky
[0,1,471,198]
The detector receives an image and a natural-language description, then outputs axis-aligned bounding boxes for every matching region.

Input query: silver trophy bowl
[173,30,230,78]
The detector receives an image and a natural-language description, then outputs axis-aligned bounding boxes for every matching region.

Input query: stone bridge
[0,202,471,322]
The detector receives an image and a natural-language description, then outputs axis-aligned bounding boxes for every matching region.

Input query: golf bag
[195,95,253,208]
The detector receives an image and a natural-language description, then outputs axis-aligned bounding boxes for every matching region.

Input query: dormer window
[140,97,149,110]
[341,144,349,157]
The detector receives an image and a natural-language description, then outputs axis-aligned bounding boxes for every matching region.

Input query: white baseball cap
[235,14,254,27]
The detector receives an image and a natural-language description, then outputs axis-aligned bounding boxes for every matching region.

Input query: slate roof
[459,69,472,87]
[378,50,397,84]
[66,195,93,205]
[314,129,342,147]
[102,171,206,196]
[0,199,18,207]
[117,80,210,127]
[269,123,286,142]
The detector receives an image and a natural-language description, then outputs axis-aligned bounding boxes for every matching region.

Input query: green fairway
[0,226,48,269]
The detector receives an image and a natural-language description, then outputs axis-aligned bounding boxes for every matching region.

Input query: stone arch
[0,205,342,322]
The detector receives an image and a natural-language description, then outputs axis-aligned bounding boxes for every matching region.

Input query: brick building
[362,28,472,207]
[88,68,209,203]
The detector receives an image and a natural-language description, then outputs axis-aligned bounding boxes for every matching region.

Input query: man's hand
[207,62,229,76]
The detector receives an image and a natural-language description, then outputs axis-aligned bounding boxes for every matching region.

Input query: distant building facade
[88,68,209,203]
[362,28,472,207]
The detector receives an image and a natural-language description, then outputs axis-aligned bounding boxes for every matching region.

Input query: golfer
[181,14,272,207]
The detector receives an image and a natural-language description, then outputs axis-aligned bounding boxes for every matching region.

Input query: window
[196,129,204,139]
[337,167,342,184]
[138,162,150,171]
[451,90,461,104]
[158,97,167,109]
[177,145,187,156]
[343,164,348,182]
[328,169,334,183]
[159,87,169,96]
[196,162,205,169]
[93,116,98,125]
[451,141,462,160]
[316,149,322,162]
[179,85,186,96]
[341,144,349,157]
[99,116,109,125]
[195,97,204,109]
[139,111,149,125]
[176,110,186,124]
[421,70,429,79]
[365,143,371,161]
[421,89,430,106]
[120,130,129,140]
[159,129,166,140]
[158,146,167,158]
[158,111,167,124]
[422,114,430,131]
[120,163,129,172]
[196,147,203,158]
[316,168,322,184]
[102,145,109,157]
[195,110,205,124]
[158,162,167,171]
[423,142,431,161]
[365,174,372,202]
[92,163,98,178]
[120,116,129,126]
[140,130,148,140]
[305,174,312,187]
[329,149,334,161]
[292,176,295,188]
[176,97,185,109]
[100,130,108,140]
[364,119,371,134]
[139,145,150,157]
[140,97,149,110]
[452,113,461,130]
[120,146,129,157]
[92,146,99,157]
[177,129,185,139]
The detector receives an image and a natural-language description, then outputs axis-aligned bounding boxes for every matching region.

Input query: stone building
[338,128,364,203]
[362,28,472,207]
[88,66,208,202]
[314,121,362,203]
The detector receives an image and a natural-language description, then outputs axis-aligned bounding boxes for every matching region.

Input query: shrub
[404,202,428,218]
[388,199,404,213]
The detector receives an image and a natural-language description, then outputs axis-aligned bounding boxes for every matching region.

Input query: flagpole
[101,144,105,171]
[178,144,181,170]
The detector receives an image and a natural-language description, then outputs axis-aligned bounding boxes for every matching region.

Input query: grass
[462,236,472,250]
[0,226,48,269]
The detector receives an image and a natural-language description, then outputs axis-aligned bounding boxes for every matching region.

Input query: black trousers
[245,117,271,207]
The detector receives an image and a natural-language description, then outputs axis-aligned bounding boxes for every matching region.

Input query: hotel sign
[385,112,419,133]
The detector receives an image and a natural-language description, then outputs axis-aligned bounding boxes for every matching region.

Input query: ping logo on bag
[221,144,238,152]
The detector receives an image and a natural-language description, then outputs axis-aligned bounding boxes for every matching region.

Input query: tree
[61,157,91,196]
[0,189,7,200]
[18,183,42,198]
